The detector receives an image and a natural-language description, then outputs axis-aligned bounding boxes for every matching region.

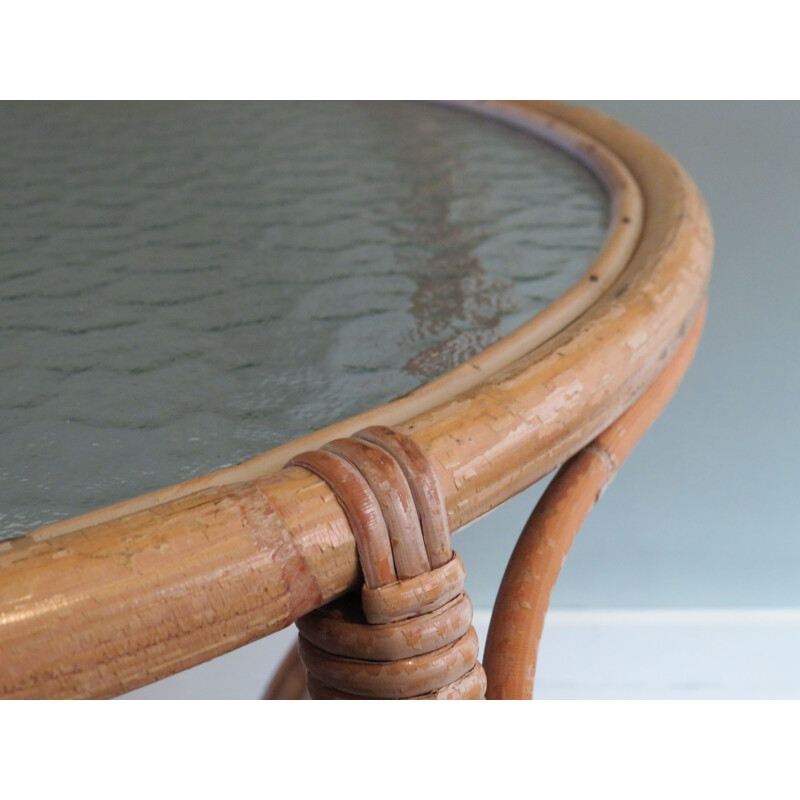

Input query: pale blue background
[457,102,800,609]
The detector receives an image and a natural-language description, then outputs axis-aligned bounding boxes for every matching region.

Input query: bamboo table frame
[0,101,713,699]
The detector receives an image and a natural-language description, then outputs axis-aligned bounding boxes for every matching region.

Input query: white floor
[530,608,800,699]
[120,607,800,699]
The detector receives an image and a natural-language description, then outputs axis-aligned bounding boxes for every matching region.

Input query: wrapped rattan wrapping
[291,427,484,700]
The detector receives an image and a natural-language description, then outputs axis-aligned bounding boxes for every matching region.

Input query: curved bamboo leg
[483,301,707,700]
[262,640,310,700]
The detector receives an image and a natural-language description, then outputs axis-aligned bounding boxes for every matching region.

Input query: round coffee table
[0,101,712,698]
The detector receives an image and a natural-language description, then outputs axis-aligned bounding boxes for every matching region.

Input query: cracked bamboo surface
[0,101,712,698]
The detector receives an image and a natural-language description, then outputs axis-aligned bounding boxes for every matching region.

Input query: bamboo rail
[0,101,713,698]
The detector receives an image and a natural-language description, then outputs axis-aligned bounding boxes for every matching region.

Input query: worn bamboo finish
[287,450,397,589]
[299,626,480,699]
[483,301,707,699]
[296,592,474,662]
[361,553,467,625]
[304,663,487,700]
[322,438,430,579]
[0,101,712,698]
[356,425,451,569]
[293,426,482,700]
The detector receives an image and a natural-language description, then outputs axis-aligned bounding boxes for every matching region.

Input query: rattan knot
[288,425,486,700]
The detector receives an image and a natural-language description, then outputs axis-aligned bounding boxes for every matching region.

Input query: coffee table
[0,101,712,698]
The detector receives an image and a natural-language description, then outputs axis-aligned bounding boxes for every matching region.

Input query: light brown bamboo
[287,450,397,588]
[296,592,473,662]
[322,438,429,579]
[360,553,466,624]
[483,301,707,699]
[299,626,480,699]
[0,101,712,698]
[304,663,487,700]
[1,468,359,698]
[356,425,451,568]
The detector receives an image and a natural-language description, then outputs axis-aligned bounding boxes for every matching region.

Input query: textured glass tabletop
[0,101,608,538]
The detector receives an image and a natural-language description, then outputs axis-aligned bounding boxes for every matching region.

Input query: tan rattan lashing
[0,102,712,698]
[321,438,430,580]
[292,427,483,700]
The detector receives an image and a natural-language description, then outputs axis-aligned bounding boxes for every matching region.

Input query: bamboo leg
[483,301,707,700]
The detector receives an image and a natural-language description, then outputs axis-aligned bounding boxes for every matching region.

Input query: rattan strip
[355,425,451,568]
[292,427,484,699]
[297,592,473,662]
[298,626,479,699]
[322,438,429,579]
[305,664,487,700]
[361,553,466,624]
[287,450,396,589]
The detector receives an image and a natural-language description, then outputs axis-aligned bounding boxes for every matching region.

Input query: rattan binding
[288,426,485,700]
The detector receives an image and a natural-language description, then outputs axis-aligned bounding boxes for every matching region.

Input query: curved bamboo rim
[0,101,712,698]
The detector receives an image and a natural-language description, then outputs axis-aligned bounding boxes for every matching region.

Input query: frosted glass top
[0,101,608,538]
